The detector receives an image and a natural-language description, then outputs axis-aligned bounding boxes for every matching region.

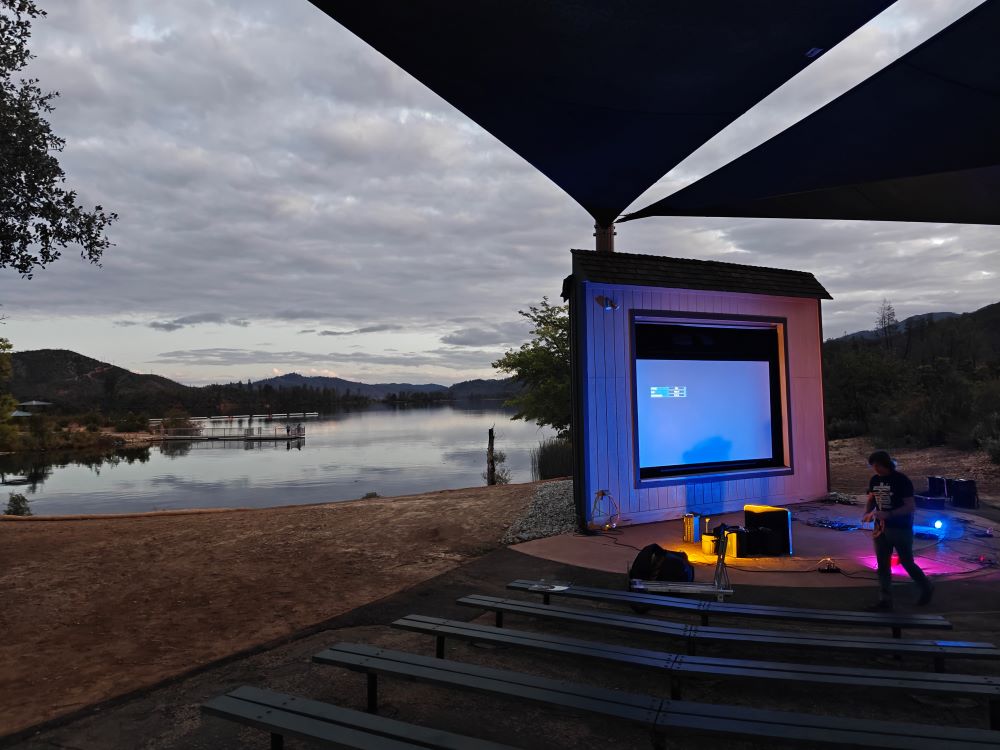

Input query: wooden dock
[149,426,306,443]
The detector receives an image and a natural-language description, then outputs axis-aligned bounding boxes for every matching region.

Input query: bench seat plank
[460,594,995,660]
[393,616,1000,701]
[508,580,952,633]
[315,642,1000,749]
[203,694,431,750]
[222,686,516,750]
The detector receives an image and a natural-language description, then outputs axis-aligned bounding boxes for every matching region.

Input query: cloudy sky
[1,0,996,386]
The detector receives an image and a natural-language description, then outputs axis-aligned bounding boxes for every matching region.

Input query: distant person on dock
[861,450,933,611]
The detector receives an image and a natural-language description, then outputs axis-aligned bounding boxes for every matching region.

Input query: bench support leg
[651,731,666,750]
[700,614,709,626]
[270,734,284,750]
[543,593,551,605]
[933,656,944,673]
[495,611,504,628]
[990,698,999,730]
[366,673,378,714]
[436,635,445,659]
[891,626,901,639]
[670,678,682,700]
[686,640,696,656]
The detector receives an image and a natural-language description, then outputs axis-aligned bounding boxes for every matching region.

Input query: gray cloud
[440,320,529,347]
[318,324,395,336]
[146,313,251,332]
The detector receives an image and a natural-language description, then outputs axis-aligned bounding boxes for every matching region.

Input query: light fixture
[595,295,618,311]
[933,520,944,530]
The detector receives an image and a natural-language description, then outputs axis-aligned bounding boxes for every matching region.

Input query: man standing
[862,450,933,611]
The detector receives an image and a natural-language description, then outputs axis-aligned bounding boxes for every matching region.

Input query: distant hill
[253,373,448,400]
[252,373,520,400]
[6,350,520,414]
[830,311,959,342]
[9,349,193,414]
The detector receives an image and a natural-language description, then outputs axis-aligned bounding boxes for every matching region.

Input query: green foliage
[824,300,1000,452]
[360,491,379,499]
[114,412,148,432]
[483,449,511,486]
[1,1,118,276]
[492,298,571,438]
[5,492,30,516]
[530,437,574,481]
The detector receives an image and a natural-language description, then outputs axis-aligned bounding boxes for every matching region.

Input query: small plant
[483,449,512,485]
[5,493,31,516]
[531,437,574,481]
[361,491,379,499]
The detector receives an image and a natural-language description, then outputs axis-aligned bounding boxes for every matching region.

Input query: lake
[0,404,555,515]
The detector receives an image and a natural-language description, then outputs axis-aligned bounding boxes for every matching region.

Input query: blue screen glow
[636,359,773,469]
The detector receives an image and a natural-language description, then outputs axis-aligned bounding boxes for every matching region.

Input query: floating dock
[149,426,306,443]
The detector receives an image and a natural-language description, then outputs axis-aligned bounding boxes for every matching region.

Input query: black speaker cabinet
[743,504,792,556]
[951,479,979,509]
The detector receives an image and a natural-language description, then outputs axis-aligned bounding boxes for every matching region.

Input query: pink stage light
[858,555,971,576]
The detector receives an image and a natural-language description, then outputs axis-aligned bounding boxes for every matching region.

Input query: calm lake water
[0,404,554,515]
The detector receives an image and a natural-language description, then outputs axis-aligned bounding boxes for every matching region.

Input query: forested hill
[822,300,1000,450]
[7,349,520,416]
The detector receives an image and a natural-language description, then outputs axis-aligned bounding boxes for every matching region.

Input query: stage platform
[513,499,999,589]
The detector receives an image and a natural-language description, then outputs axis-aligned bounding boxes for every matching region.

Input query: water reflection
[0,447,152,492]
[2,404,552,515]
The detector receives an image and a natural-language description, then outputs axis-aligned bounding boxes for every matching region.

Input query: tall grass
[530,437,574,481]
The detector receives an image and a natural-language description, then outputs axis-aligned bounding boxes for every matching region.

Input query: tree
[1,1,118,277]
[492,297,571,438]
[0,336,17,449]
[875,298,898,350]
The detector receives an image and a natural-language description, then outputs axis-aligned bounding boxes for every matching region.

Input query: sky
[1,0,996,387]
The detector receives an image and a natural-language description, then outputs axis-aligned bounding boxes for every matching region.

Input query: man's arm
[877,495,915,521]
[862,491,877,521]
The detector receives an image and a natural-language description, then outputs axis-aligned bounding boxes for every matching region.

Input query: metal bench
[509,579,952,638]
[458,594,999,672]
[393,615,1000,729]
[315,642,1000,748]
[202,685,518,750]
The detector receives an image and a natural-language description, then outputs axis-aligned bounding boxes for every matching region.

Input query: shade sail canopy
[624,1,1000,225]
[310,1,895,227]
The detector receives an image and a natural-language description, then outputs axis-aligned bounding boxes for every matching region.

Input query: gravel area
[502,479,576,543]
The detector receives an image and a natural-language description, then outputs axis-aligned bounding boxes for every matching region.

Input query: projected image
[636,359,773,472]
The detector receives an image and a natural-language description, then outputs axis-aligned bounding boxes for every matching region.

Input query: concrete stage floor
[513,499,1000,591]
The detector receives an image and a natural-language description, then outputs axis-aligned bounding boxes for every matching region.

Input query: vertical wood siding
[582,282,826,526]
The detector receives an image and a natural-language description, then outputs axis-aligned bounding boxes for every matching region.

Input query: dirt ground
[0,483,536,738]
[1,437,998,742]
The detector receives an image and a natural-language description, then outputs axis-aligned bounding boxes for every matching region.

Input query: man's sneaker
[865,600,894,612]
[916,583,934,606]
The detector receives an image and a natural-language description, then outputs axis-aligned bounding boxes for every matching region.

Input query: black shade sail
[310,1,896,227]
[624,1,1000,225]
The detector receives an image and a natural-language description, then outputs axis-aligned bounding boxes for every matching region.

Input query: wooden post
[486,427,496,485]
[594,222,616,252]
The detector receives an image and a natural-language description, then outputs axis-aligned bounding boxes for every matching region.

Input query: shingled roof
[564,249,832,300]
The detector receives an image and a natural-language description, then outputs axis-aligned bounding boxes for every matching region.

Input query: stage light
[933,520,943,530]
[594,295,618,311]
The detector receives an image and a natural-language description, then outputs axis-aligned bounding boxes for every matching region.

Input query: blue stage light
[933,520,943,530]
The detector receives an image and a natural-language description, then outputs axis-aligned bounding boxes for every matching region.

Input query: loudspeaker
[927,476,947,497]
[951,479,979,509]
[744,504,792,556]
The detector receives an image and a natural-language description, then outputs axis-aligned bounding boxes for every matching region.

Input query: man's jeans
[874,526,931,602]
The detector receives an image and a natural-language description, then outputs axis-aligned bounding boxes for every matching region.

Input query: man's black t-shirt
[868,470,915,529]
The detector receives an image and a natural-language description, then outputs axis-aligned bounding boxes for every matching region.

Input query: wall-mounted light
[595,295,618,311]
